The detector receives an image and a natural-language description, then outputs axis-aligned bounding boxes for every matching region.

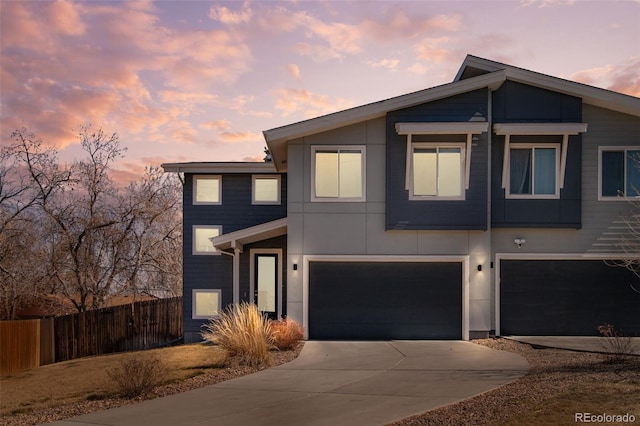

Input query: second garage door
[500,260,640,336]
[308,261,463,340]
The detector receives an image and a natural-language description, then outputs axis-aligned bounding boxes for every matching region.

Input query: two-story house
[163,55,640,343]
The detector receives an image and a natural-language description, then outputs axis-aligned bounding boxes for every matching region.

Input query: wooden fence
[0,297,182,375]
[54,297,183,362]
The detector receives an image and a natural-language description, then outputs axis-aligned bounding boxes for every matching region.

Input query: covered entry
[499,259,640,336]
[307,259,465,340]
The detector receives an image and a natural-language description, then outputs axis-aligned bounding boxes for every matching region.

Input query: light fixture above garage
[514,238,526,248]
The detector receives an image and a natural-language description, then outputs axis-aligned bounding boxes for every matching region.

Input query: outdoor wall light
[293,263,298,271]
[477,264,482,272]
[514,238,526,248]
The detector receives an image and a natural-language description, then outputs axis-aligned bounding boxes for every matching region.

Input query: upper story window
[507,144,560,198]
[252,175,281,205]
[311,146,365,202]
[193,175,221,205]
[494,122,588,200]
[193,225,221,255]
[599,147,640,200]
[410,143,465,200]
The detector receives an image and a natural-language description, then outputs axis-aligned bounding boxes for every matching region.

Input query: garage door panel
[309,261,462,340]
[501,260,640,336]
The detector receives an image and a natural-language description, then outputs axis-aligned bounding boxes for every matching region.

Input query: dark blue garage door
[309,261,462,340]
[500,260,640,336]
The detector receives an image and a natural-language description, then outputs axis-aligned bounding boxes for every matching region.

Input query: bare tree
[0,129,71,319]
[0,125,183,318]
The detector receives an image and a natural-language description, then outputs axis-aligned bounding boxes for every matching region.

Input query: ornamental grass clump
[597,323,635,363]
[270,318,304,350]
[201,302,273,367]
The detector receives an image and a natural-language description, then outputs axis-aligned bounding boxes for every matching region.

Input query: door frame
[302,255,469,341]
[250,248,283,320]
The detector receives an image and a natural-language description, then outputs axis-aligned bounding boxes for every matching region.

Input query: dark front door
[255,253,278,320]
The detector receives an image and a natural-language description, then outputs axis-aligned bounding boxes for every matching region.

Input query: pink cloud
[571,56,640,97]
[200,120,231,131]
[209,3,252,24]
[287,64,302,80]
[218,131,263,144]
[273,88,354,118]
[367,58,400,71]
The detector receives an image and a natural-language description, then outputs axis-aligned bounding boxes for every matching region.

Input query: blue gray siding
[491,81,583,228]
[386,89,489,230]
[182,173,287,342]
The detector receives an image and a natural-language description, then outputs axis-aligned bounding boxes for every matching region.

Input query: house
[163,55,640,343]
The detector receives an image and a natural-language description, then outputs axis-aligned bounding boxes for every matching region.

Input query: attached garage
[499,259,640,336]
[308,260,464,340]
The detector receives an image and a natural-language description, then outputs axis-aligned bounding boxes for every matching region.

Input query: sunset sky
[1,0,639,183]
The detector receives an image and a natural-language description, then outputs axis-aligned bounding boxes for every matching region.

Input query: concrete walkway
[50,341,528,426]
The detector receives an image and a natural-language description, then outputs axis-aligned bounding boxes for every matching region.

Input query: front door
[254,253,278,320]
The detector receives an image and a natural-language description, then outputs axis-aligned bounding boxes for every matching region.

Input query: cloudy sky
[1,0,638,182]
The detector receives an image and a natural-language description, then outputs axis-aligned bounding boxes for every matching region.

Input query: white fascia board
[493,123,588,135]
[161,162,277,174]
[209,217,288,251]
[396,122,489,135]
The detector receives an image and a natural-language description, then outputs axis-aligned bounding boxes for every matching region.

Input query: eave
[161,162,277,174]
[209,217,288,252]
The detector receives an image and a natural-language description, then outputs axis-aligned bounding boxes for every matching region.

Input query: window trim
[505,143,561,199]
[252,174,281,205]
[598,146,640,201]
[192,289,222,319]
[192,225,222,255]
[310,145,366,202]
[408,142,466,201]
[193,175,222,205]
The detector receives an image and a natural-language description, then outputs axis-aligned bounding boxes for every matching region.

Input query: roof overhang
[264,70,507,171]
[209,217,287,252]
[161,162,277,174]
[456,55,640,118]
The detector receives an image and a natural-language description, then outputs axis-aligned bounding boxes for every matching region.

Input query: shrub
[270,318,304,350]
[201,302,273,368]
[597,323,634,363]
[106,354,167,398]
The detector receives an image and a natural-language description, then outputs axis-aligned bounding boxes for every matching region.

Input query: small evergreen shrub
[201,302,273,367]
[106,355,167,398]
[270,318,304,350]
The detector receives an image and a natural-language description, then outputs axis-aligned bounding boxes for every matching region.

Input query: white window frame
[311,146,366,202]
[598,146,640,201]
[505,143,561,199]
[252,174,281,205]
[193,175,222,205]
[192,225,222,255]
[192,289,222,319]
[409,142,466,200]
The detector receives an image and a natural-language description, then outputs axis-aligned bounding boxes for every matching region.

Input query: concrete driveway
[50,341,528,426]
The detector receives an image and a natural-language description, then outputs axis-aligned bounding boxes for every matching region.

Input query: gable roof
[263,54,640,171]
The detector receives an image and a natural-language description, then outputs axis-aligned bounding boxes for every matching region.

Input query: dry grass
[201,302,274,367]
[0,344,228,418]
[270,318,305,350]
